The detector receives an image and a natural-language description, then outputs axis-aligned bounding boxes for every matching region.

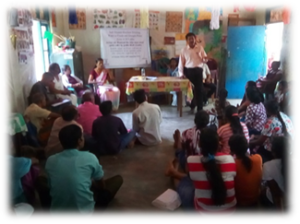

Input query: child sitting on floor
[261,136,287,210]
[165,128,237,211]
[211,88,230,127]
[229,134,262,208]
[24,93,60,145]
[45,125,123,213]
[3,133,39,205]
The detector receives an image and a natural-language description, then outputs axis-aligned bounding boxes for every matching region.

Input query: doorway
[265,22,284,71]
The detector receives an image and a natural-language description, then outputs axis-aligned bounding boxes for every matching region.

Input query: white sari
[53,74,77,106]
[94,71,120,111]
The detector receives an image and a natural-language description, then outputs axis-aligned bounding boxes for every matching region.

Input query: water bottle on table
[141,68,146,80]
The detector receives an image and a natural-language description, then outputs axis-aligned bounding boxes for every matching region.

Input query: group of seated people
[11,57,292,213]
[165,73,292,211]
[12,87,163,213]
[28,58,120,111]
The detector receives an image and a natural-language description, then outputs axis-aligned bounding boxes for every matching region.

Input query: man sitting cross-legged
[132,89,162,146]
[44,125,123,213]
[92,101,136,155]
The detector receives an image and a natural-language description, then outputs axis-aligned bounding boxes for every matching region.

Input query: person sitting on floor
[257,61,283,101]
[92,101,135,155]
[48,63,77,106]
[28,72,63,108]
[132,89,162,146]
[24,93,60,145]
[165,128,237,211]
[45,105,82,158]
[172,110,210,172]
[261,136,287,210]
[228,134,262,208]
[45,125,123,213]
[76,91,102,136]
[11,155,39,205]
[249,100,293,163]
[245,87,267,136]
[238,81,264,116]
[210,88,230,128]
[217,105,249,154]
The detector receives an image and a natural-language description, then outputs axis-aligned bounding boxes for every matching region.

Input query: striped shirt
[187,153,236,212]
[217,122,249,154]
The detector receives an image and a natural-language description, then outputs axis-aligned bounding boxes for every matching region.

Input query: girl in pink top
[88,58,120,111]
[217,106,249,154]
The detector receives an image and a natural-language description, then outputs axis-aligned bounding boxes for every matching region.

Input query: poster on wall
[165,11,183,33]
[184,8,199,33]
[134,9,160,30]
[69,8,86,29]
[134,9,141,28]
[14,27,34,53]
[149,10,160,30]
[51,9,56,27]
[18,52,29,65]
[93,9,125,29]
[270,8,283,22]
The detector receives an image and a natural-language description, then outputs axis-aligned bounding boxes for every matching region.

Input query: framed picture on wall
[8,7,19,27]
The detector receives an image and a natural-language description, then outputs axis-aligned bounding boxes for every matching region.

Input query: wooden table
[126,76,193,117]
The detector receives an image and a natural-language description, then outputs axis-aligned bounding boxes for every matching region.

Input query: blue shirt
[11,156,31,201]
[167,67,179,77]
[45,149,104,213]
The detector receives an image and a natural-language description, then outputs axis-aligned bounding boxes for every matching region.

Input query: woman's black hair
[194,110,209,130]
[265,100,287,135]
[225,105,244,135]
[247,81,256,88]
[218,88,228,111]
[246,87,262,104]
[229,134,252,172]
[279,80,288,89]
[271,136,287,189]
[61,64,71,73]
[94,58,103,68]
[199,128,227,206]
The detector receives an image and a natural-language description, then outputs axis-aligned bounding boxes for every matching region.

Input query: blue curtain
[68,2,78,24]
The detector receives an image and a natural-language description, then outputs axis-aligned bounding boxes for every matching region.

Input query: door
[226,26,266,99]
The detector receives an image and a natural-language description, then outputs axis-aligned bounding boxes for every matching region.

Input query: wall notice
[100,28,151,69]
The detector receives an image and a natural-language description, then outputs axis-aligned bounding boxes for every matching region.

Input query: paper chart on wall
[165,11,183,33]
[17,9,33,27]
[14,27,34,55]
[149,11,159,30]
[93,9,126,29]
[69,8,86,29]
[134,9,160,30]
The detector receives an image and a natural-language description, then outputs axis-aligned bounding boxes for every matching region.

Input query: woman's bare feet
[173,129,181,149]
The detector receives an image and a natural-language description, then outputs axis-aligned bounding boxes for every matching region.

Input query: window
[41,23,52,72]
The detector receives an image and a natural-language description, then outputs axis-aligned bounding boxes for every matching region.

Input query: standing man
[178,33,208,112]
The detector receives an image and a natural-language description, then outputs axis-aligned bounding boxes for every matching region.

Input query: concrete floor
[33,100,292,221]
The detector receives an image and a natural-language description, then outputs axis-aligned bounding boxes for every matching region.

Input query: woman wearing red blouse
[88,58,120,111]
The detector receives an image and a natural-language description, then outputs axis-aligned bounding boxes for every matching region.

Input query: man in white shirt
[178,33,208,112]
[132,89,162,146]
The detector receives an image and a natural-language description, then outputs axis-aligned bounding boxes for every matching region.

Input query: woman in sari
[88,58,120,111]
